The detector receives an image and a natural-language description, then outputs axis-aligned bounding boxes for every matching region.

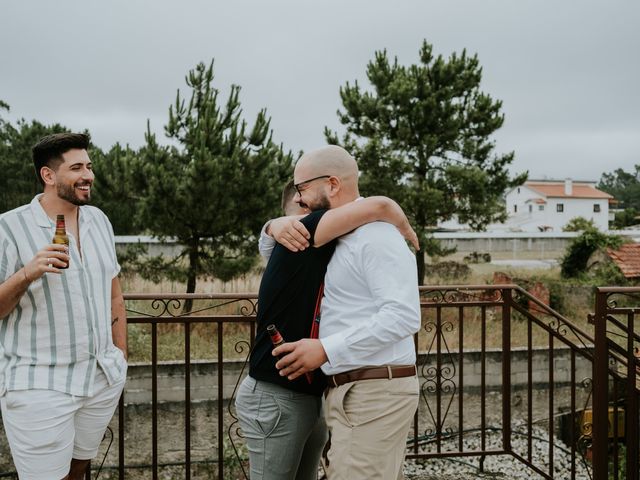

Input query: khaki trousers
[323,375,419,480]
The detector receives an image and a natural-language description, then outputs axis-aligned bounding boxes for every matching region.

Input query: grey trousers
[235,376,327,480]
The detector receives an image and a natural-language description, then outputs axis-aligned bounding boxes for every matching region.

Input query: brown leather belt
[327,365,417,388]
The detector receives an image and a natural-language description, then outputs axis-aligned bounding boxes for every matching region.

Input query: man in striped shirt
[0,133,128,480]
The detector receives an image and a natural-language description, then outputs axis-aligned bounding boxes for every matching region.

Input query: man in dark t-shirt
[235,180,417,480]
[249,207,333,396]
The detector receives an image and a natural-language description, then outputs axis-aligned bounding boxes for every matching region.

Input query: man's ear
[328,176,341,197]
[40,166,56,186]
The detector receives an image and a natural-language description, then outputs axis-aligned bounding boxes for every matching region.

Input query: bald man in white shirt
[273,146,421,480]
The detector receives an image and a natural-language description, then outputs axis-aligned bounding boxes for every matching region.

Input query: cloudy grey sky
[1,0,638,182]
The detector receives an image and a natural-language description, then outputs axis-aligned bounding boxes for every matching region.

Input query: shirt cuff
[320,332,348,369]
[258,221,276,259]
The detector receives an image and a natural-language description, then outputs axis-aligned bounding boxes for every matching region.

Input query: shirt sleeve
[0,223,19,283]
[258,210,328,259]
[320,227,421,368]
[299,210,328,246]
[258,221,276,260]
[100,212,121,278]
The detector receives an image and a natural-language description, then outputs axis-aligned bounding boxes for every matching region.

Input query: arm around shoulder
[314,196,419,249]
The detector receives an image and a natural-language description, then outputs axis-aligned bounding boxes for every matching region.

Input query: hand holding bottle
[22,244,70,282]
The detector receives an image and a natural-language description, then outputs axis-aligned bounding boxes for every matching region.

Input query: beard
[56,182,91,206]
[299,191,331,212]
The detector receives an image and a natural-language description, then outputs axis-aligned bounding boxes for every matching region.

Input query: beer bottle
[52,214,69,269]
[266,324,284,349]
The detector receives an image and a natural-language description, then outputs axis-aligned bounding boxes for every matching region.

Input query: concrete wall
[115,232,640,259]
[122,346,592,404]
[433,232,576,255]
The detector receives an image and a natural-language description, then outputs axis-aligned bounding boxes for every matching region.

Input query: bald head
[295,145,359,188]
[293,145,360,208]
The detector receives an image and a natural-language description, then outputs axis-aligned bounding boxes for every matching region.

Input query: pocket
[4,390,18,409]
[235,387,283,439]
[336,383,356,428]
[4,390,29,410]
[255,392,282,437]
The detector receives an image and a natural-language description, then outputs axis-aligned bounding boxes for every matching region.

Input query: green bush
[562,216,596,232]
[561,228,624,278]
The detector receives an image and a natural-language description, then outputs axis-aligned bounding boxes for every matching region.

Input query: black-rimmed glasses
[293,175,331,195]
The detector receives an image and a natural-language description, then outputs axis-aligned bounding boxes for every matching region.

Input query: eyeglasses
[293,175,331,196]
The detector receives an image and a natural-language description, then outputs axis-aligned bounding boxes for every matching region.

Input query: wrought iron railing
[3,285,623,479]
[416,285,595,479]
[592,287,640,480]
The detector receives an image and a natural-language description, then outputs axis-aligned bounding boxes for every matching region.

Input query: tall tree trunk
[184,240,199,313]
[416,249,426,286]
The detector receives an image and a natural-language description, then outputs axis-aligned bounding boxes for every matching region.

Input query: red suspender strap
[306,282,324,384]
[310,282,324,340]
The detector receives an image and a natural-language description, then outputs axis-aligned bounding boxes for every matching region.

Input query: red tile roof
[526,182,613,199]
[607,244,640,278]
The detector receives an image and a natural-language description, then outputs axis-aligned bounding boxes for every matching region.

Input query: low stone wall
[122,346,592,404]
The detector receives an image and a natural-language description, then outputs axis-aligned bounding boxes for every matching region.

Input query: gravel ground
[403,426,592,480]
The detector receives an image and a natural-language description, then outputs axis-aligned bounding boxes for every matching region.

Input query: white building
[503,179,613,232]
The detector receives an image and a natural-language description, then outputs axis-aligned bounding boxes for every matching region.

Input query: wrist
[22,268,32,284]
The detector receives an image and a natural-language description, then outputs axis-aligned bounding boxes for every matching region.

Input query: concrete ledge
[123,347,593,404]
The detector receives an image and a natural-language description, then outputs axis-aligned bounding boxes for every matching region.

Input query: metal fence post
[592,289,609,480]
[502,287,512,453]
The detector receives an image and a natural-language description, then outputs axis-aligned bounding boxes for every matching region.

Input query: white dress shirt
[319,221,420,375]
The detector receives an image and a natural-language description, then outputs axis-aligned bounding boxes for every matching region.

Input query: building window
[514,205,517,213]
[557,204,564,213]
[594,204,601,213]
[517,187,521,194]
[539,205,544,211]
[529,205,532,213]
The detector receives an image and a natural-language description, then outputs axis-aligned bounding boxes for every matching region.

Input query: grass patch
[121,262,599,362]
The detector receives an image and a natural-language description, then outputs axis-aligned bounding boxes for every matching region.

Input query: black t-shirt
[249,210,336,396]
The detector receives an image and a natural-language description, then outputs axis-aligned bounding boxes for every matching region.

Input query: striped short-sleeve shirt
[0,195,127,397]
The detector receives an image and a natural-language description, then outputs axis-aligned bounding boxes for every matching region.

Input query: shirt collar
[30,194,53,228]
[30,194,93,229]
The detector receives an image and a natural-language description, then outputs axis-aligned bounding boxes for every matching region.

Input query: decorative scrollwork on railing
[576,376,595,480]
[126,297,259,319]
[238,300,258,316]
[227,339,253,480]
[604,291,640,310]
[420,287,504,305]
[419,314,458,447]
[576,430,593,480]
[440,379,457,422]
[511,288,593,352]
[125,298,183,317]
[547,317,569,338]
[154,298,183,317]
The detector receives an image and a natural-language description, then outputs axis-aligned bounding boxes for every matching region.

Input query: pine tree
[0,102,71,214]
[325,41,527,284]
[91,143,142,235]
[137,61,293,299]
